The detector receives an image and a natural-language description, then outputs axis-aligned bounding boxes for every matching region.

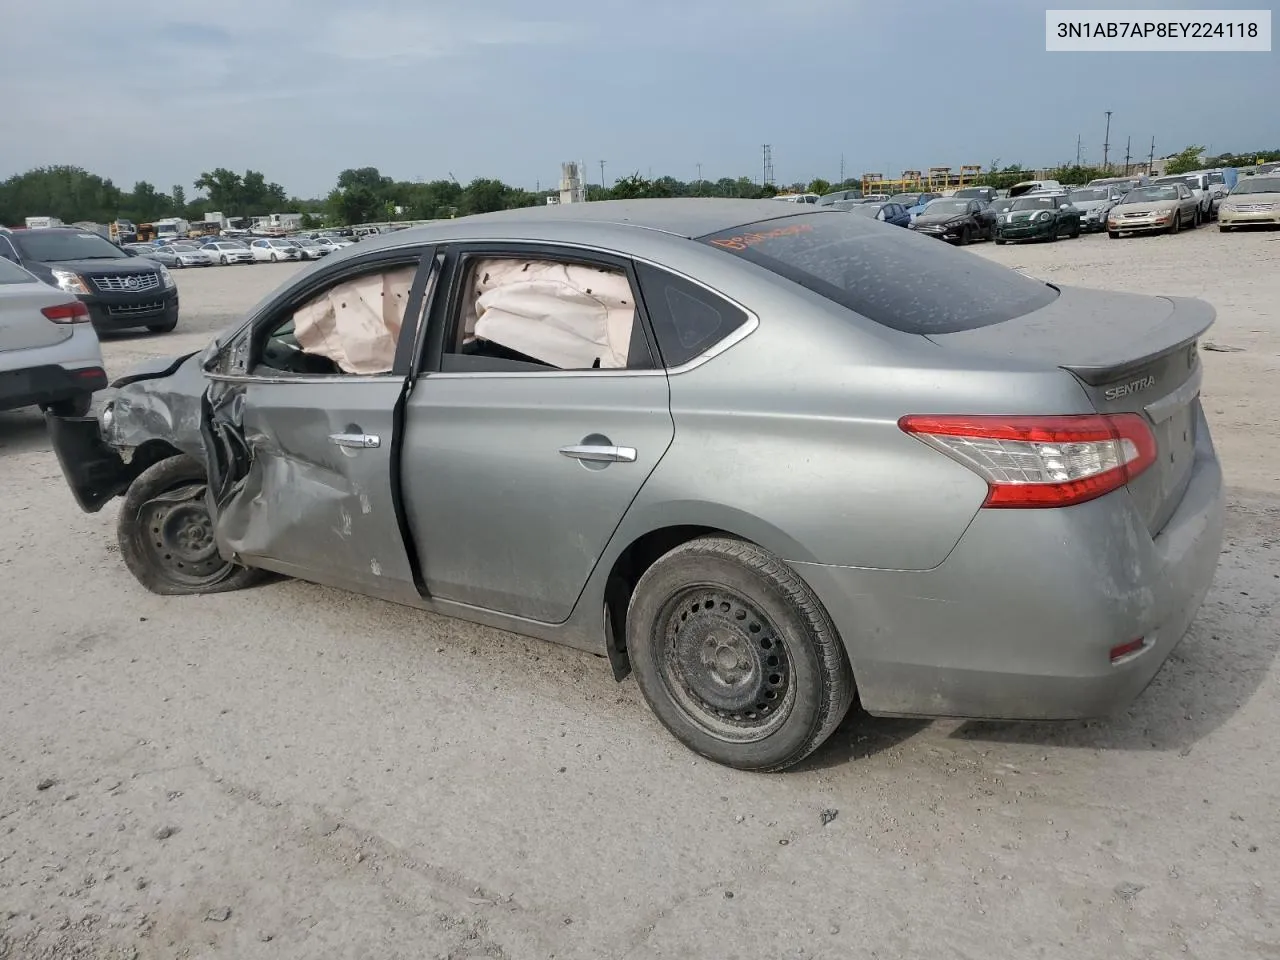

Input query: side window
[0,237,18,263]
[440,255,652,373]
[254,263,419,377]
[635,263,751,369]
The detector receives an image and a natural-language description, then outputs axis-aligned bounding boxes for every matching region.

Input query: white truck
[153,217,192,241]
[24,216,65,229]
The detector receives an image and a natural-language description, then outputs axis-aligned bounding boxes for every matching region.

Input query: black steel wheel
[627,536,855,772]
[118,455,267,595]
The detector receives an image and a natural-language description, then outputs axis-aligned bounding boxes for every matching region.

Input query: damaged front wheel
[118,455,267,595]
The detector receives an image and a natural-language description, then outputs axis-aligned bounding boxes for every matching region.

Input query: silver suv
[0,257,107,417]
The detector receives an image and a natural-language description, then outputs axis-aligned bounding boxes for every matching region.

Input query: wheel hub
[140,485,231,585]
[661,589,792,740]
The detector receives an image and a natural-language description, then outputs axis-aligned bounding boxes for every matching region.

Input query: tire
[146,317,178,333]
[1108,230,1120,239]
[994,236,1005,245]
[270,253,278,262]
[220,255,229,265]
[46,393,92,417]
[118,455,268,596]
[1069,220,1081,238]
[1219,224,1231,233]
[1169,212,1181,234]
[626,536,855,772]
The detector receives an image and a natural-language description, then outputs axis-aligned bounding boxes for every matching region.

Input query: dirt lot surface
[2,231,1278,960]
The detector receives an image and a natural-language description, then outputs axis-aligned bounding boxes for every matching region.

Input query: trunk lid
[0,282,76,352]
[926,285,1213,535]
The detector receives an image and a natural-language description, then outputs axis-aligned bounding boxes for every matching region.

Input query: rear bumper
[0,325,107,412]
[792,408,1225,720]
[78,288,180,332]
[0,363,108,412]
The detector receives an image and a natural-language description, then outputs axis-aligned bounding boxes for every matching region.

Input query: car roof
[343,199,827,254]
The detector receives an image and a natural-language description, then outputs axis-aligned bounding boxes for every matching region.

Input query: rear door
[399,242,674,623]
[0,263,74,353]
[209,246,441,603]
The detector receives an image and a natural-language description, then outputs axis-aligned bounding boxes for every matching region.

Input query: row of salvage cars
[44,199,1226,772]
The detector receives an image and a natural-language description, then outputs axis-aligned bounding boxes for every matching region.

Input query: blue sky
[2,0,1275,197]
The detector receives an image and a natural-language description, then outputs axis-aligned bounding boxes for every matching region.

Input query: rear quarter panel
[614,251,1097,571]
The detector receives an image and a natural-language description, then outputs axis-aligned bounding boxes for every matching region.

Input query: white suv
[0,257,107,417]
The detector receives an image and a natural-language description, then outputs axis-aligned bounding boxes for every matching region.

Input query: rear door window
[699,212,1058,335]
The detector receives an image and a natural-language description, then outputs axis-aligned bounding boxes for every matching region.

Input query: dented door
[214,377,417,602]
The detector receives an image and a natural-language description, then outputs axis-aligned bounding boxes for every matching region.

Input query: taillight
[41,301,91,324]
[898,414,1157,508]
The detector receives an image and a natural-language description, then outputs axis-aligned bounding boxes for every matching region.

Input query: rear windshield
[699,212,1058,335]
[0,257,35,285]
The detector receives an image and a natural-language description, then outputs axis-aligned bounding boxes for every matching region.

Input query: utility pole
[840,153,845,184]
[1123,136,1132,175]
[1148,136,1156,174]
[598,160,606,190]
[762,145,774,187]
[1075,134,1082,167]
[1102,111,1112,170]
[696,162,702,194]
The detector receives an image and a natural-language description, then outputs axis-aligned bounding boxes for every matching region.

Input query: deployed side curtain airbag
[469,259,634,369]
[292,266,416,374]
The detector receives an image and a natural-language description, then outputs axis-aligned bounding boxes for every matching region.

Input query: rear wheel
[626,536,855,772]
[118,455,267,596]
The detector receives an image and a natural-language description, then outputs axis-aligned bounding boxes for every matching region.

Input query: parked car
[1086,175,1148,192]
[1008,179,1063,198]
[288,238,329,260]
[909,197,995,243]
[816,189,862,206]
[847,201,911,227]
[251,238,303,263]
[1106,183,1200,237]
[315,236,354,252]
[1152,174,1212,222]
[1217,175,1280,231]
[988,197,1015,220]
[0,227,179,333]
[993,193,1081,243]
[165,243,216,268]
[888,192,942,222]
[1067,186,1127,232]
[43,199,1224,772]
[951,186,999,204]
[202,241,255,266]
[0,256,107,417]
[124,243,179,267]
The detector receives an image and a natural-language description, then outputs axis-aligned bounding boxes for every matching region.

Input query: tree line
[4,146,1276,229]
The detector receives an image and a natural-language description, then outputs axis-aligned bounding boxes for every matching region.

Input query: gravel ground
[1,229,1278,960]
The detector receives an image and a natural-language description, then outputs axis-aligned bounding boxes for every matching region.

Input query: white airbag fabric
[469,259,633,369]
[292,267,416,374]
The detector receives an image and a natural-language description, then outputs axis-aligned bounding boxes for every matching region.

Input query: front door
[211,248,439,604]
[399,244,675,623]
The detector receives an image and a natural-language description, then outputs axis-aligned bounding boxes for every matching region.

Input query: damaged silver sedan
[46,200,1225,772]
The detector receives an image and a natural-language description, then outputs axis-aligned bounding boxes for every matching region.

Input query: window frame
[419,241,662,379]
[206,245,440,385]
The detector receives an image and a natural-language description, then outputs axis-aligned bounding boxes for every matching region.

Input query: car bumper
[76,288,179,332]
[1108,217,1172,233]
[791,409,1224,720]
[996,222,1053,239]
[44,410,132,512]
[1080,214,1108,231]
[1219,209,1280,226]
[913,225,968,242]
[0,325,107,412]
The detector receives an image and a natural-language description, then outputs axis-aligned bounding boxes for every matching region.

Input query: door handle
[329,432,381,449]
[559,444,637,463]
